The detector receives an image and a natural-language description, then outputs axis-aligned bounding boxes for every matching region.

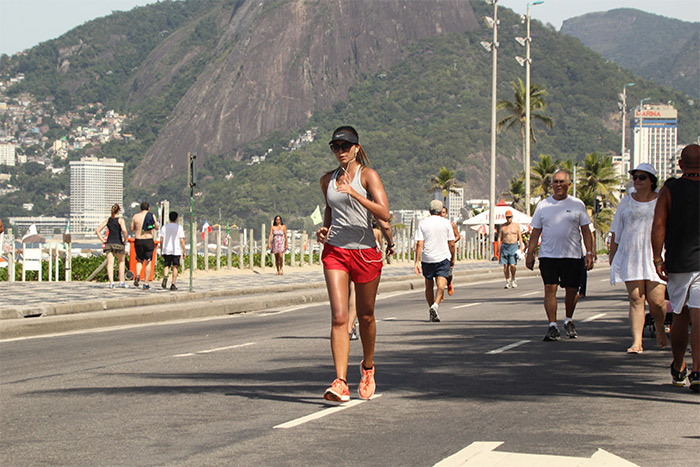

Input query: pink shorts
[322,243,382,283]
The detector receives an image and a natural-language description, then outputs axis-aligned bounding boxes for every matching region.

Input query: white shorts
[666,271,700,313]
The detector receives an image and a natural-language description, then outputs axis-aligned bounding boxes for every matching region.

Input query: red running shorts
[322,243,382,283]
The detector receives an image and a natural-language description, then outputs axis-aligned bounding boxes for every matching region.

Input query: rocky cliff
[129,0,480,187]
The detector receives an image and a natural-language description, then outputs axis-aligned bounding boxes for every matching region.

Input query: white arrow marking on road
[452,302,482,309]
[274,394,383,429]
[486,340,530,354]
[434,441,638,466]
[174,342,255,357]
[582,313,607,322]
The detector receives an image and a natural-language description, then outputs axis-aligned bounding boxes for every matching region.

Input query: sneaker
[108,283,115,289]
[689,372,699,393]
[429,304,440,322]
[510,280,518,289]
[504,281,511,289]
[358,361,376,399]
[324,378,350,402]
[134,276,140,288]
[670,363,687,387]
[161,277,168,289]
[170,284,178,291]
[564,320,578,338]
[349,326,359,341]
[142,284,151,290]
[119,282,127,288]
[543,325,560,341]
[447,283,454,296]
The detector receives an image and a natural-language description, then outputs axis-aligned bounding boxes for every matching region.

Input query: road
[1,268,698,466]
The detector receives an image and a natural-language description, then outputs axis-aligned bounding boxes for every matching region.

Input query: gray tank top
[326,166,376,250]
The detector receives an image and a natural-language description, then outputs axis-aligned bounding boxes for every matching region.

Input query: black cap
[329,128,359,145]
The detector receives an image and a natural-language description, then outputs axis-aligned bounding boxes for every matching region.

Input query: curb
[0,267,540,340]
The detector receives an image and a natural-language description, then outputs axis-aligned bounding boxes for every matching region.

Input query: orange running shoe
[358,361,376,399]
[324,378,350,402]
[447,283,454,295]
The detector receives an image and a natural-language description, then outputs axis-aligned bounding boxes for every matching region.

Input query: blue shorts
[499,242,519,265]
[422,258,451,280]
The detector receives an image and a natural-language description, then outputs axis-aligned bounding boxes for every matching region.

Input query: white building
[433,186,464,221]
[0,143,16,166]
[8,216,69,236]
[632,104,678,181]
[69,156,124,234]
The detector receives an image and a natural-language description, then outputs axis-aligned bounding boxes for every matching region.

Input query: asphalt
[0,259,548,340]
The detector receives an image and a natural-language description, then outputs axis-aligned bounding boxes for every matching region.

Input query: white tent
[464,204,532,228]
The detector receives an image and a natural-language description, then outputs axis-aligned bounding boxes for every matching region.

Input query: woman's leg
[347,282,357,333]
[116,252,125,283]
[625,281,646,351]
[324,268,351,380]
[106,251,115,283]
[645,281,668,347]
[355,275,381,369]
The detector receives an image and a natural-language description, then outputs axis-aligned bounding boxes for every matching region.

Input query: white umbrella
[464,204,532,228]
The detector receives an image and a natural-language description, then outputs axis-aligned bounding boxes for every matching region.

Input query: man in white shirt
[415,200,455,322]
[525,170,594,341]
[159,211,186,291]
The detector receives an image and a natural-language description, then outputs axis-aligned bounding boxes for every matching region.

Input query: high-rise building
[632,104,678,181]
[0,143,16,166]
[434,186,464,221]
[70,156,123,234]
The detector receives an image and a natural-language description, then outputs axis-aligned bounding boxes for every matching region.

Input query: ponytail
[111,204,120,218]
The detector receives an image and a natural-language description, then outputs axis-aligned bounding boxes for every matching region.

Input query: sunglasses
[329,141,354,153]
[632,173,648,181]
[552,179,568,184]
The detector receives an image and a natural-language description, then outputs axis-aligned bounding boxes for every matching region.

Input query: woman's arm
[119,218,128,244]
[95,218,108,242]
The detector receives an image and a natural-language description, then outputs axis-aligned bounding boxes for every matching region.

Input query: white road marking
[260,303,325,316]
[600,279,611,282]
[377,291,415,300]
[274,394,383,429]
[452,302,482,309]
[520,291,540,297]
[435,441,637,466]
[381,317,397,321]
[173,342,255,357]
[582,313,607,322]
[486,340,531,355]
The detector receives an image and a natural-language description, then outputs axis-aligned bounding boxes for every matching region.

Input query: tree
[427,166,461,203]
[530,154,560,199]
[503,173,525,211]
[576,152,622,235]
[496,78,554,160]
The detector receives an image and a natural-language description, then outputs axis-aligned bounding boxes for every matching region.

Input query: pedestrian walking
[316,126,393,402]
[525,170,594,341]
[268,215,287,275]
[440,206,460,295]
[159,211,186,291]
[130,202,159,290]
[652,144,700,392]
[496,209,524,289]
[96,204,128,288]
[609,163,667,353]
[414,200,456,322]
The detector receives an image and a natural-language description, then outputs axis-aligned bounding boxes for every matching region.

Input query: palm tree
[497,78,554,161]
[577,152,622,206]
[428,166,461,203]
[503,173,525,211]
[530,154,560,199]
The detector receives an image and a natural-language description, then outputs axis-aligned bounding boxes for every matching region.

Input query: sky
[1,0,699,56]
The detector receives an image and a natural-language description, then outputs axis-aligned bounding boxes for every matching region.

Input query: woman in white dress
[609,163,667,353]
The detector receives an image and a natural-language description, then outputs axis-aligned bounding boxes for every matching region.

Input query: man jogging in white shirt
[415,200,455,322]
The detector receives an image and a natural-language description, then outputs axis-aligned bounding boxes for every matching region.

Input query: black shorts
[539,257,583,288]
[163,255,181,268]
[422,258,451,280]
[134,238,154,262]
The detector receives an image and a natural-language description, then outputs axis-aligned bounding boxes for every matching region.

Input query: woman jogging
[317,126,394,402]
[96,204,128,288]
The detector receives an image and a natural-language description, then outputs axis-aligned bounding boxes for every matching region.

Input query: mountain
[2,0,699,229]
[561,8,700,98]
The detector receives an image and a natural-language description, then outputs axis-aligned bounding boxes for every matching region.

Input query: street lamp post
[481,0,499,257]
[618,83,635,177]
[515,1,543,216]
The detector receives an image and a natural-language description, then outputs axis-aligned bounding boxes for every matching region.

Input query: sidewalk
[0,260,541,340]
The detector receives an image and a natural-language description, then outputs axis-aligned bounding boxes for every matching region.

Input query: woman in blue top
[316,126,394,402]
